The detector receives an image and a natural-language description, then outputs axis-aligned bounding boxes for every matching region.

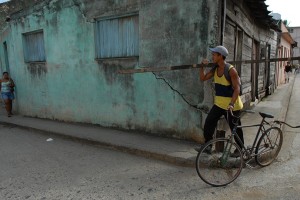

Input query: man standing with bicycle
[194,46,244,157]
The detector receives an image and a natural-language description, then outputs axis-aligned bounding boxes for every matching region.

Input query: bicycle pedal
[245,162,255,169]
[245,158,257,169]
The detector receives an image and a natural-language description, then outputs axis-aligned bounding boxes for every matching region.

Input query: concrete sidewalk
[0,75,296,167]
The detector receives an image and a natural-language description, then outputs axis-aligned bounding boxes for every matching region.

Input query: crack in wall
[152,72,209,113]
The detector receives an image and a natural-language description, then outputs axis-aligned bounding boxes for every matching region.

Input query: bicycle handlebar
[273,120,300,128]
[228,109,255,119]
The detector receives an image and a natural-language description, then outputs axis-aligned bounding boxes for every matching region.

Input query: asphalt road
[0,125,299,200]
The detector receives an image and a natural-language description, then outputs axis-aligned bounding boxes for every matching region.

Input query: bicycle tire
[195,138,243,187]
[255,127,283,167]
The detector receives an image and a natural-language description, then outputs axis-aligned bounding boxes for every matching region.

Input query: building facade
[0,0,279,140]
[224,0,279,102]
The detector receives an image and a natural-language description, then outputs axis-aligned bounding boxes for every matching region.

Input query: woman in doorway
[0,72,15,117]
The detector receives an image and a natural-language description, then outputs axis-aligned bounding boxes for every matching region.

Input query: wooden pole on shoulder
[117,56,300,74]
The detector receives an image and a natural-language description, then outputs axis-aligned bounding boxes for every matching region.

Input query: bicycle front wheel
[195,138,243,187]
[255,127,283,167]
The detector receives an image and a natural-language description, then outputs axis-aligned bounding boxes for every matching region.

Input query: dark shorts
[1,92,14,100]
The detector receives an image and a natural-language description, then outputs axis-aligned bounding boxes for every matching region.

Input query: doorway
[3,41,10,73]
[251,40,259,101]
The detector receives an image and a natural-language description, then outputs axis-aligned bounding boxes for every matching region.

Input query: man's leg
[203,105,224,143]
[226,110,244,148]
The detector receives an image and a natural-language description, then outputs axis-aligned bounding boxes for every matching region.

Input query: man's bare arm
[229,68,241,105]
[199,66,214,81]
[193,59,214,81]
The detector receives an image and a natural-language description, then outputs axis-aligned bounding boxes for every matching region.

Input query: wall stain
[200,0,209,50]
[96,58,137,116]
[97,59,136,89]
[26,63,47,78]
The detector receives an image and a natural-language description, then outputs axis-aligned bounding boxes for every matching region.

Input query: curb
[277,75,297,162]
[278,76,295,123]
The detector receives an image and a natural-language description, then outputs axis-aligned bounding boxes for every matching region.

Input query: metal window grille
[95,15,139,59]
[23,31,46,62]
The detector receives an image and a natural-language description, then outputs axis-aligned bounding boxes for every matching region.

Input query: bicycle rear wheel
[255,127,283,167]
[195,138,243,187]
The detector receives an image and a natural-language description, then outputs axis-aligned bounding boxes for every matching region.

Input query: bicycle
[195,110,300,187]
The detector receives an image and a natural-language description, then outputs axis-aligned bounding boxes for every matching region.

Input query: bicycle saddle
[259,112,274,118]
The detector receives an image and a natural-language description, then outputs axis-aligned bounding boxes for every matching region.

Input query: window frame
[94,13,139,60]
[22,30,46,63]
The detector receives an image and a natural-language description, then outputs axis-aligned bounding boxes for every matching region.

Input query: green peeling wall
[0,0,221,139]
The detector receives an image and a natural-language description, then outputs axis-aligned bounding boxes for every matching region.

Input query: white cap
[209,45,229,57]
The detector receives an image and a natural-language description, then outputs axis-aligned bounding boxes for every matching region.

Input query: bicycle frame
[228,114,273,158]
[220,138,233,165]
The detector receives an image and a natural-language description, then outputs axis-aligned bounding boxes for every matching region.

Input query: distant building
[278,22,295,85]
[288,26,300,64]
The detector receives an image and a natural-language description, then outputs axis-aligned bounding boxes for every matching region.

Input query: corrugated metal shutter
[95,15,139,58]
[23,31,46,62]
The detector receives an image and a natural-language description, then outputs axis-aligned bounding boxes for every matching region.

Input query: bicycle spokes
[196,139,243,187]
[255,127,283,167]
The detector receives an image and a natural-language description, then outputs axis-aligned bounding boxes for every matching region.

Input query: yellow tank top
[214,65,243,111]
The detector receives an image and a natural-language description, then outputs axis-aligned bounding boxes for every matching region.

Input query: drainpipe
[220,0,226,45]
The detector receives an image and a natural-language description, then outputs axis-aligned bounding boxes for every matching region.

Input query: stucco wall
[1,0,221,140]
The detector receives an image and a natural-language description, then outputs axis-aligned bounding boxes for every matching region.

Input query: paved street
[0,125,199,200]
[1,0,300,199]
[1,124,300,200]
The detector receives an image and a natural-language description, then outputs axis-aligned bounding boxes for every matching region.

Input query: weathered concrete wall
[0,0,39,32]
[0,28,10,73]
[1,0,221,140]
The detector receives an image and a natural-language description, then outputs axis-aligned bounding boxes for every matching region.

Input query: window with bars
[22,30,46,62]
[95,15,139,59]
